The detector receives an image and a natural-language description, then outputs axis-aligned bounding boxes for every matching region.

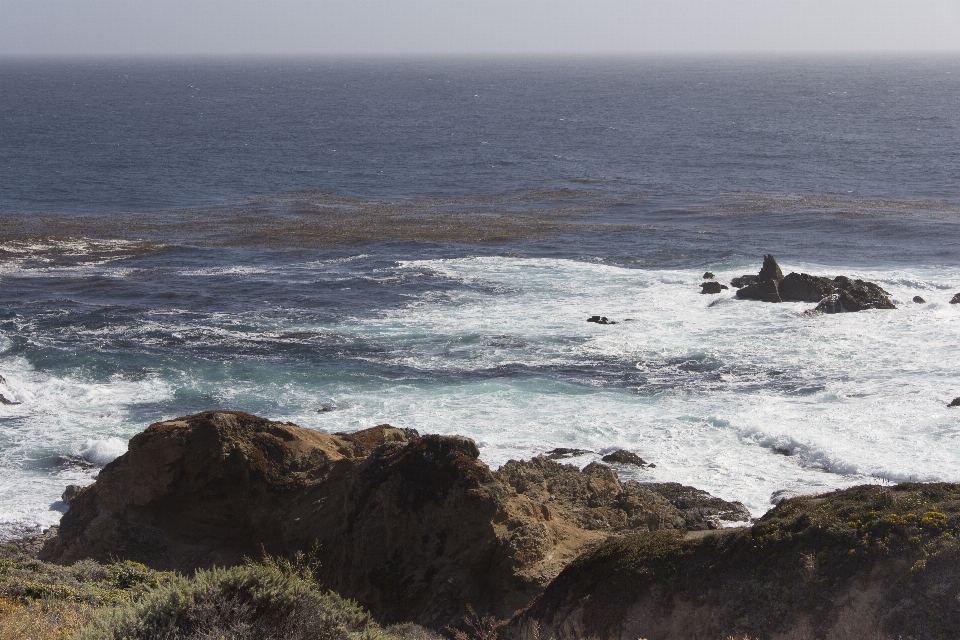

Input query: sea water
[1,57,960,538]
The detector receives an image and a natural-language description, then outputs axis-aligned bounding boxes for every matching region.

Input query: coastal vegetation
[1,545,439,640]
[519,483,960,639]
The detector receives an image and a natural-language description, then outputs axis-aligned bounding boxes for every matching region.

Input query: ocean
[2,56,960,539]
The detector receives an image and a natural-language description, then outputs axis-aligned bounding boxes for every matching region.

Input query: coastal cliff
[40,411,746,628]
[513,483,960,640]
[33,411,960,638]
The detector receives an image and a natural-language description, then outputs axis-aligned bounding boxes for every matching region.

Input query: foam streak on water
[3,57,960,538]
[2,232,960,537]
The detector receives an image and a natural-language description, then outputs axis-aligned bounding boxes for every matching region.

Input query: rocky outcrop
[950,397,960,407]
[914,295,926,303]
[40,411,746,629]
[543,448,592,459]
[513,483,960,640]
[735,254,784,302]
[699,281,728,294]
[730,274,757,288]
[702,272,715,279]
[600,449,647,467]
[951,293,960,304]
[640,482,750,529]
[587,316,616,325]
[778,272,835,302]
[734,255,895,311]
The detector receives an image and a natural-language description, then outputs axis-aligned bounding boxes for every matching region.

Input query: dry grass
[0,596,89,640]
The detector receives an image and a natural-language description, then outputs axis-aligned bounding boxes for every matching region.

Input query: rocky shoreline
[8,411,960,638]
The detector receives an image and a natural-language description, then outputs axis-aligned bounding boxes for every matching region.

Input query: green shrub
[78,556,437,640]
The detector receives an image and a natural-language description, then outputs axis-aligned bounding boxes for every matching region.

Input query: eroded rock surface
[600,449,647,467]
[40,411,747,628]
[513,483,960,640]
[734,255,895,311]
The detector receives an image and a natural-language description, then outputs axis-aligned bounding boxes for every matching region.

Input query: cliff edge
[40,411,747,628]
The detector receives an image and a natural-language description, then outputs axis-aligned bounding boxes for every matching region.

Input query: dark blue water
[3,57,960,212]
[3,57,960,537]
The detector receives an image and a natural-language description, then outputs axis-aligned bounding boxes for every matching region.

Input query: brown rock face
[40,411,748,628]
[733,256,895,311]
[512,484,960,640]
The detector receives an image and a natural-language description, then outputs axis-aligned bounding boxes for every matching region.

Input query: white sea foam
[2,255,960,537]
[303,256,960,514]
[80,438,127,466]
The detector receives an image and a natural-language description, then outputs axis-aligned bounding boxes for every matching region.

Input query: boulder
[735,278,781,303]
[700,281,728,294]
[0,393,19,405]
[587,316,616,325]
[734,255,783,302]
[757,254,783,282]
[601,450,647,467]
[702,272,715,279]
[779,272,835,302]
[831,276,895,311]
[61,485,82,505]
[543,448,592,460]
[730,275,757,288]
[734,256,895,311]
[950,397,960,407]
[951,293,960,304]
[914,296,926,303]
[40,411,747,628]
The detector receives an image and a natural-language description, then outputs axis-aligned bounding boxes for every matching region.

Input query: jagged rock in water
[700,281,728,294]
[949,397,960,407]
[951,293,960,304]
[543,448,592,460]
[734,255,784,302]
[730,275,757,288]
[779,272,836,302]
[914,295,926,303]
[61,485,82,504]
[831,276,896,311]
[736,277,782,302]
[601,450,647,467]
[702,271,715,279]
[735,256,894,311]
[757,254,784,282]
[39,411,745,628]
[587,316,616,325]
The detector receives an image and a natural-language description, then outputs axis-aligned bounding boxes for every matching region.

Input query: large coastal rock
[512,483,960,640]
[733,255,895,311]
[734,254,784,302]
[40,411,746,628]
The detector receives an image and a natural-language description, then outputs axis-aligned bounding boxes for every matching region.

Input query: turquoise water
[2,58,960,537]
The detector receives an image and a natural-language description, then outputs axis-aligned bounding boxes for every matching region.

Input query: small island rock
[601,450,647,467]
[700,281,728,294]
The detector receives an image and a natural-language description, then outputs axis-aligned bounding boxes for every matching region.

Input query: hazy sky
[2,0,959,57]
